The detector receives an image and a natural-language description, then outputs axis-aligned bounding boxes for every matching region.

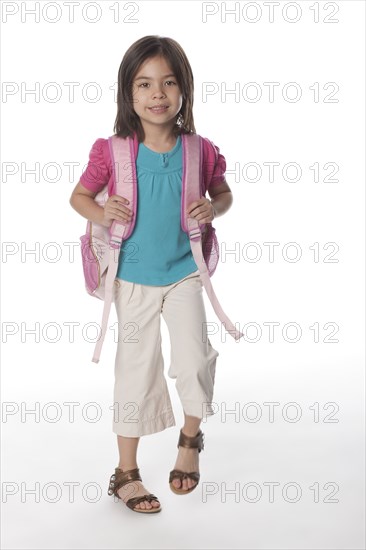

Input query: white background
[1,1,365,549]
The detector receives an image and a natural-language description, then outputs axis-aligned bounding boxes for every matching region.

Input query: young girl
[70,35,233,514]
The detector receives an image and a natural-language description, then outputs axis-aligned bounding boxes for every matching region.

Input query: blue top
[116,134,198,286]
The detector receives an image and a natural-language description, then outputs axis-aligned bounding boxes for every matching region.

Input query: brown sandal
[108,467,161,513]
[169,428,205,495]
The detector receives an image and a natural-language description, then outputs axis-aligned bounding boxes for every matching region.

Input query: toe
[140,499,156,510]
[172,478,182,489]
[188,478,197,490]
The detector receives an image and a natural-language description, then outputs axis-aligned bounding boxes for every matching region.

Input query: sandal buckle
[108,473,116,496]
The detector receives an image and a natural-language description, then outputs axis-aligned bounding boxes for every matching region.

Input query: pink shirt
[79,133,227,194]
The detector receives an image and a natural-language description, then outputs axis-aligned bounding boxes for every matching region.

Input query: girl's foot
[117,478,161,511]
[171,442,200,491]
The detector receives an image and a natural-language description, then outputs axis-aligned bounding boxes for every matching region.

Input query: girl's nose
[152,86,166,99]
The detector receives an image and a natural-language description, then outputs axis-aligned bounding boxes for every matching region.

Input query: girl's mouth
[149,106,169,113]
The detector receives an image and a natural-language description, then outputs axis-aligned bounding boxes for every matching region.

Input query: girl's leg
[115,435,161,511]
[161,270,219,492]
[117,434,139,470]
[162,270,219,419]
[112,277,170,511]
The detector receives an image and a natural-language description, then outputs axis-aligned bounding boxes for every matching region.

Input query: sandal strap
[177,428,205,453]
[169,468,200,484]
[125,493,160,511]
[107,467,142,498]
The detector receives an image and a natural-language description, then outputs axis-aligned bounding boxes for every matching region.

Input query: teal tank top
[116,134,198,285]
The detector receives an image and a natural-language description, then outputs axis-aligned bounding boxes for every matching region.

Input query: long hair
[113,35,196,141]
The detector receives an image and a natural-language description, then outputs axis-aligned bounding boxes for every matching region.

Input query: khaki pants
[112,269,219,437]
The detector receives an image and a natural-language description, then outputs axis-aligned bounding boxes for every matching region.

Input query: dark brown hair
[113,35,196,142]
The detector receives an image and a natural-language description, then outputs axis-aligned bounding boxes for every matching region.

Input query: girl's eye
[138,81,176,88]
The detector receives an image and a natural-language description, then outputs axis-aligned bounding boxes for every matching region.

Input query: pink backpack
[80,132,243,363]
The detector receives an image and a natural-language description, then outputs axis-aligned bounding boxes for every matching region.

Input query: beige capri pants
[111,268,219,437]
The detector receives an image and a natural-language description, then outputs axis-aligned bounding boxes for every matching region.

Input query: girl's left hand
[187,198,216,224]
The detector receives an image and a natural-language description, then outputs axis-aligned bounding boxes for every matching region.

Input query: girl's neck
[141,125,178,153]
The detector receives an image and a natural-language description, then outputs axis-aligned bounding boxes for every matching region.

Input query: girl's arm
[69,182,133,227]
[209,179,233,218]
[69,181,107,226]
[187,179,233,224]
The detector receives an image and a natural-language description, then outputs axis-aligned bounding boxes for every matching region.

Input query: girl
[70,35,233,514]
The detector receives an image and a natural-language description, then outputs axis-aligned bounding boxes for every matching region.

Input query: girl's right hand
[102,194,133,227]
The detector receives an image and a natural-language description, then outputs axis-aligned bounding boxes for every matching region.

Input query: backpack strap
[181,133,243,341]
[92,135,138,363]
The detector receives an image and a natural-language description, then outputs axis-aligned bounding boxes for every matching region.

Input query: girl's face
[131,55,183,135]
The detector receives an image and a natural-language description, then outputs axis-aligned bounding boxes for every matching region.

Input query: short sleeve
[202,138,227,195]
[210,144,226,187]
[80,138,111,193]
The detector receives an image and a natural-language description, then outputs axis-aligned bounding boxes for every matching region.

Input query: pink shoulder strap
[182,134,243,341]
[92,134,137,363]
